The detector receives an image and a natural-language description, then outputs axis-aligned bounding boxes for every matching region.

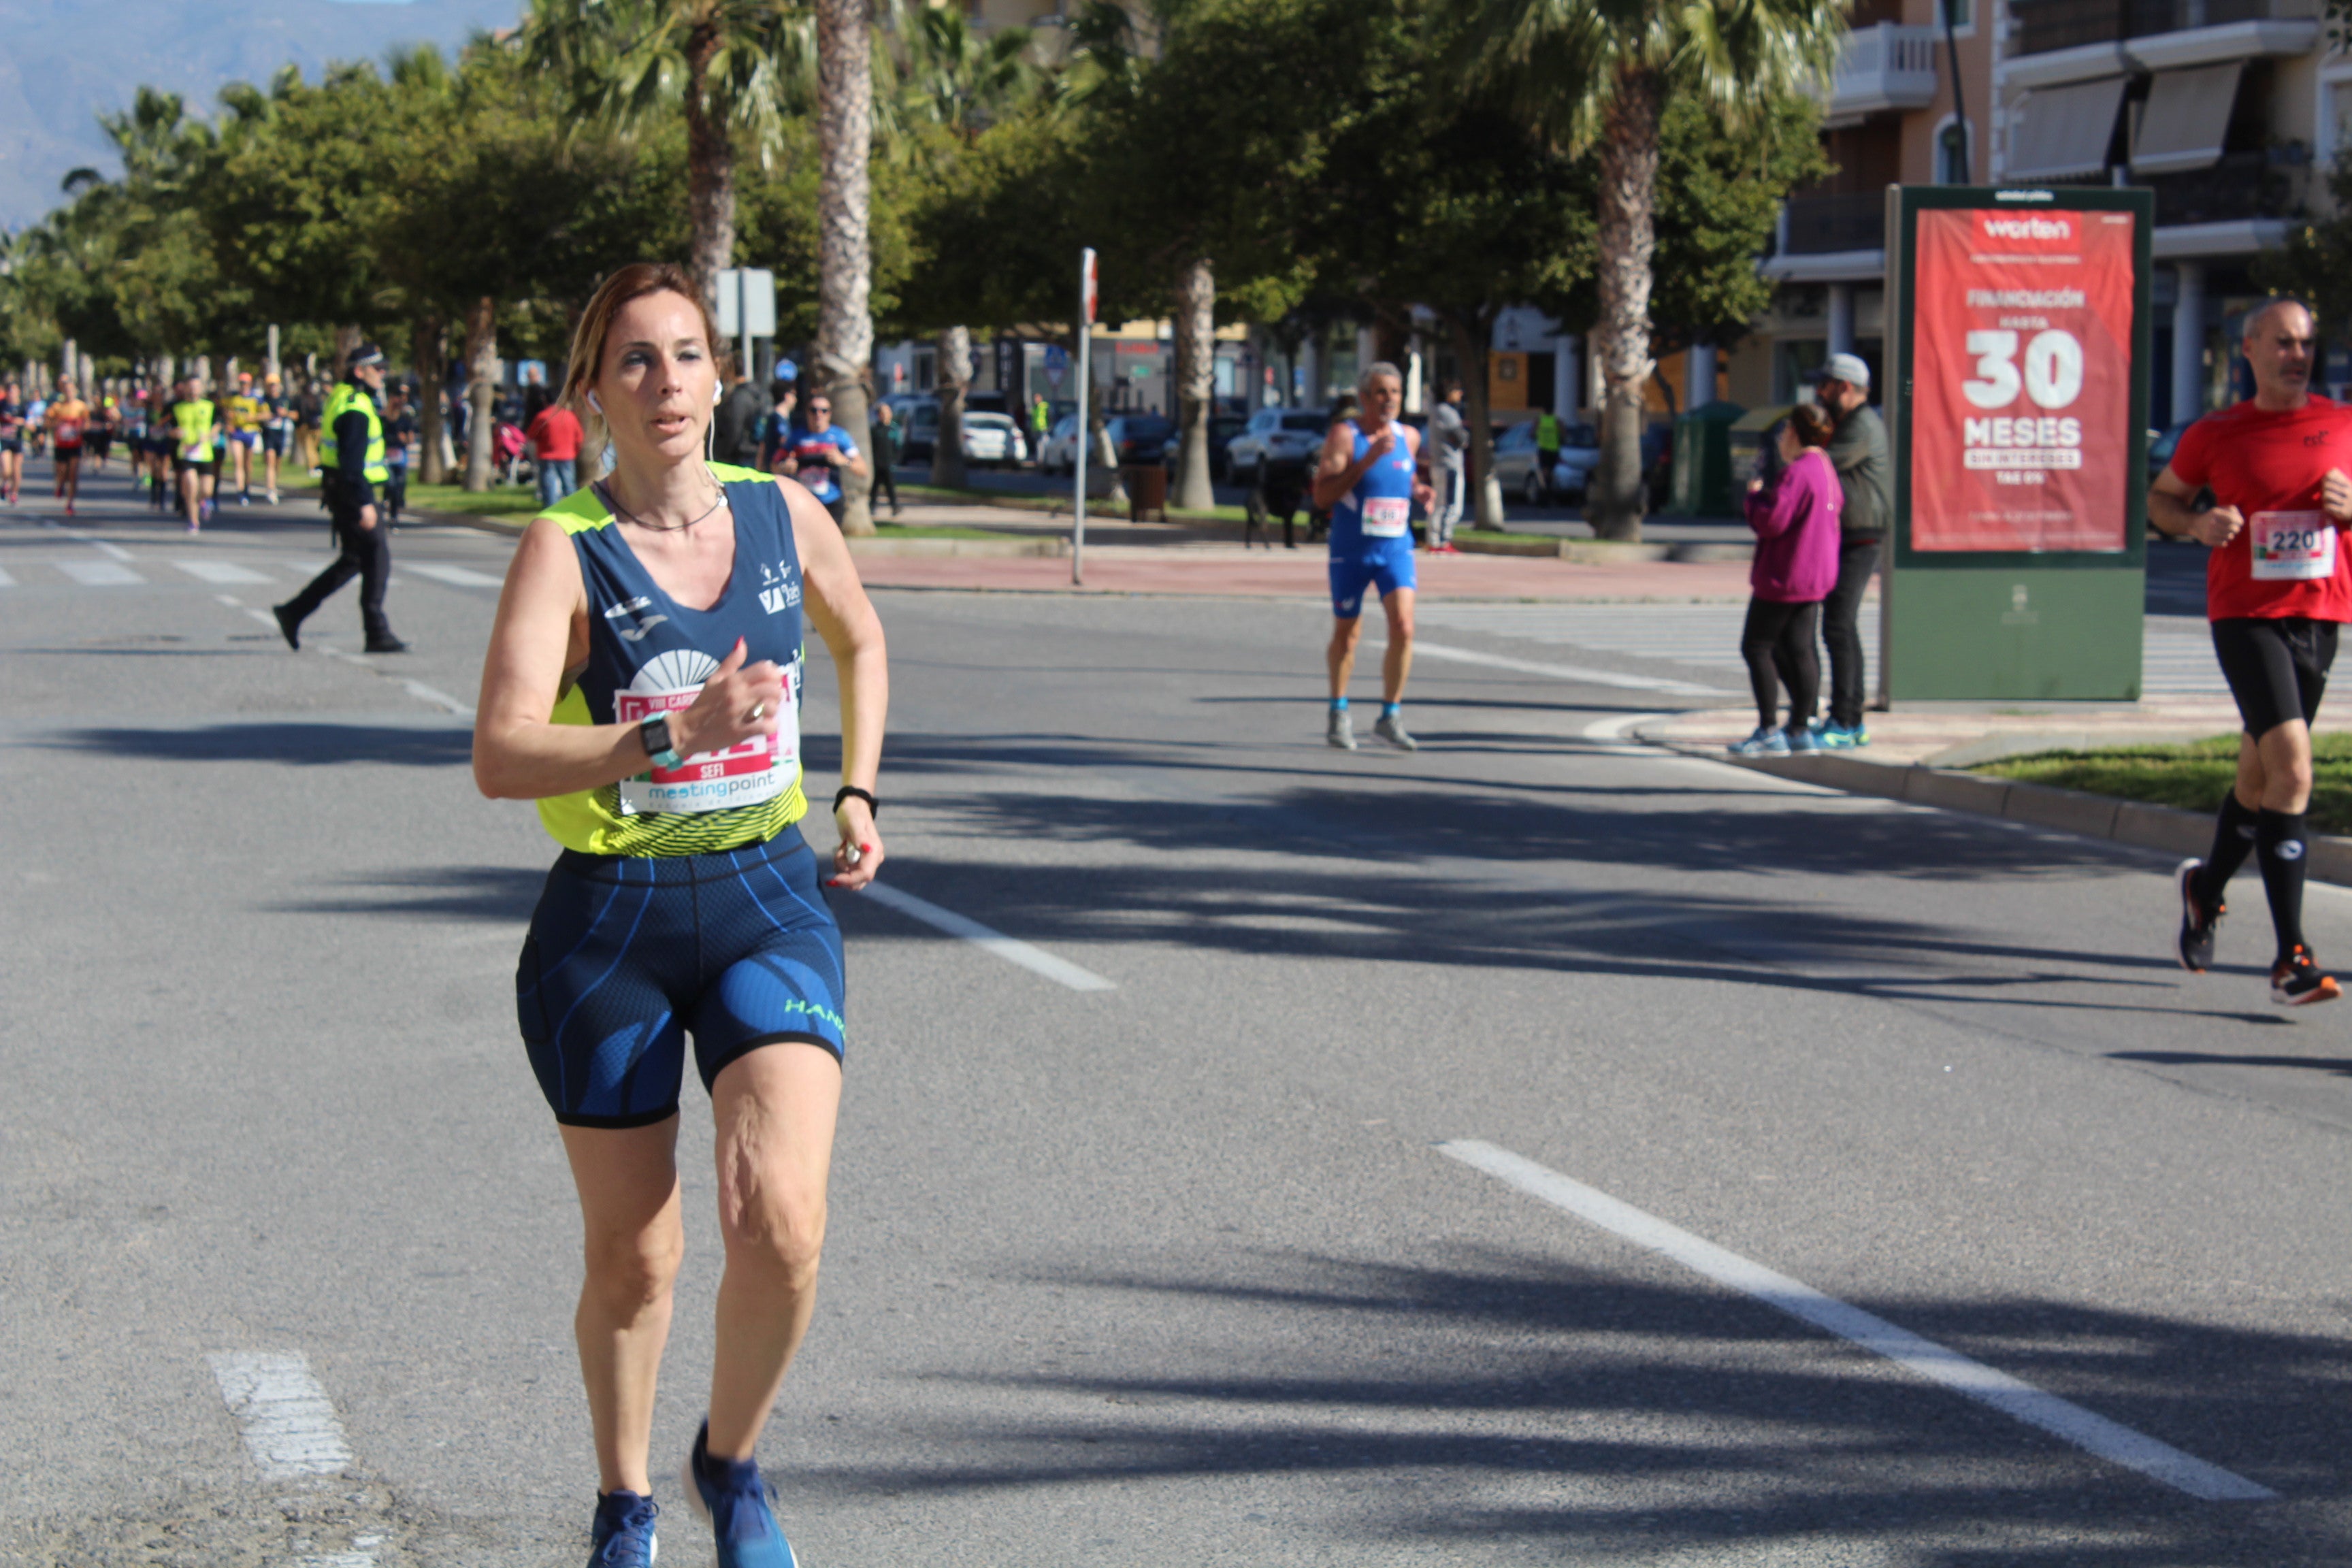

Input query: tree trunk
[817,0,877,534]
[1448,314,1505,530]
[930,326,970,488]
[1170,256,1215,512]
[414,312,448,486]
[333,325,361,380]
[461,295,497,493]
[682,30,736,319]
[1588,65,1665,543]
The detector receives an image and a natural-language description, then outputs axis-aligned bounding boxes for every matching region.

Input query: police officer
[273,344,409,653]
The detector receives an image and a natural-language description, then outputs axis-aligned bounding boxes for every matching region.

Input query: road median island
[1639,715,2352,885]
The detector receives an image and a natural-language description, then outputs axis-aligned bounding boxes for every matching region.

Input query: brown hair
[559,262,728,416]
[1788,402,1834,448]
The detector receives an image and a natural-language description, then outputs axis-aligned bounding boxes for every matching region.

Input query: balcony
[1826,22,1942,118]
[2010,0,2317,56]
[2144,149,2297,225]
[1783,191,1888,255]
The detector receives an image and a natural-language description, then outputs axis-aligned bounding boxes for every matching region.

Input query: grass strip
[1973,732,2352,837]
[404,482,546,519]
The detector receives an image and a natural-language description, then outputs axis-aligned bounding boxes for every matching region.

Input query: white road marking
[0,565,14,587]
[400,680,474,717]
[1437,1140,2275,1503]
[86,538,135,561]
[206,1351,355,1481]
[1580,712,1672,742]
[402,561,505,589]
[54,558,142,585]
[173,559,273,584]
[1415,640,1731,698]
[862,882,1115,992]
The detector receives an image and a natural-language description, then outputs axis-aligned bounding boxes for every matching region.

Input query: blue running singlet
[1326,419,1418,619]
[518,463,845,1126]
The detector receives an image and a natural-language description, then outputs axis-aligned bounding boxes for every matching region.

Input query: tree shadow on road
[791,1245,2351,1564]
[43,720,472,768]
[271,864,545,922]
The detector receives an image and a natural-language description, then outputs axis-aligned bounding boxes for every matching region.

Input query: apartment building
[1729,0,2349,427]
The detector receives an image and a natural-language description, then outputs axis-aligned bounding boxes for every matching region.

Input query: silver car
[1225,407,1332,485]
[960,410,1027,468]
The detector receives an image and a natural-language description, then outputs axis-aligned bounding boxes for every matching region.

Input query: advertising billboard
[1882,185,2153,702]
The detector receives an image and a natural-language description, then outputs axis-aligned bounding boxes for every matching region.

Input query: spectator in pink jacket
[1730,402,1842,755]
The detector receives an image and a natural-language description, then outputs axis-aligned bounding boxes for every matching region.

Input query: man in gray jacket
[1427,380,1468,552]
[1814,353,1889,747]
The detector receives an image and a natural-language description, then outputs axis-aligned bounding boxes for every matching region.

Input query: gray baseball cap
[1814,351,1870,390]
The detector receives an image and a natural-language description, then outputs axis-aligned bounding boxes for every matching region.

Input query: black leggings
[1742,598,1822,731]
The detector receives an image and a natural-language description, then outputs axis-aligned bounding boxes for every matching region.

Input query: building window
[1938,0,1972,31]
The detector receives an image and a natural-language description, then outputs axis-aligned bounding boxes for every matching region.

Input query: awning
[2006,76,2127,181]
[2131,62,2244,176]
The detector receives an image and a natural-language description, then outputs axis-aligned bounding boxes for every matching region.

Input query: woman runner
[473,262,887,1568]
[47,377,91,518]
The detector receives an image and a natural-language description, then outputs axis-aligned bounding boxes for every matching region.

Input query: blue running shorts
[518,830,846,1128]
[1328,538,1418,619]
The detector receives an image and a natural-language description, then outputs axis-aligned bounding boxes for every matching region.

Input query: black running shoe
[2271,945,2341,1007]
[272,603,301,651]
[2175,858,2223,973]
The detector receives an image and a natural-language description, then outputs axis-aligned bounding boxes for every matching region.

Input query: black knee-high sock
[2200,792,2260,906]
[2255,808,2310,962]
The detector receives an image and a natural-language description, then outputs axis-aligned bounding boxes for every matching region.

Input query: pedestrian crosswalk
[1417,600,2229,699]
[0,553,502,592]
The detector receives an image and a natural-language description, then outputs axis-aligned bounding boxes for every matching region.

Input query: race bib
[2251,510,2336,581]
[1360,495,1410,538]
[54,421,82,446]
[614,657,801,815]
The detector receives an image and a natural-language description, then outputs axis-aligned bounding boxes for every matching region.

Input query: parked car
[1487,419,1548,504]
[893,397,941,462]
[1039,412,1084,476]
[1158,414,1250,480]
[960,410,1028,468]
[1226,408,1333,486]
[1106,413,1175,466]
[2147,420,2194,480]
[1546,420,1602,503]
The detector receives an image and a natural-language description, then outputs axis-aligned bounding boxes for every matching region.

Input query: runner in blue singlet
[1312,361,1433,751]
[474,262,887,1568]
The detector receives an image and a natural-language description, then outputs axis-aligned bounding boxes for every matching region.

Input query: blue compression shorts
[518,830,846,1128]
[1328,538,1417,619]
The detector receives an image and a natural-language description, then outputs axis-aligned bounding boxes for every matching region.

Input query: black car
[1107,414,1176,466]
[1158,414,1250,480]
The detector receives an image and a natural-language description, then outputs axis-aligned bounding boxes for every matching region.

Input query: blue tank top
[536,462,809,857]
[1329,419,1416,553]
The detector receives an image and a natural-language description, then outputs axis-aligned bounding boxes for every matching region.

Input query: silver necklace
[600,474,727,534]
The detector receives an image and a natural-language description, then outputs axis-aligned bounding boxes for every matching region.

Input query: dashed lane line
[402,561,506,589]
[54,557,142,585]
[1437,1139,2276,1503]
[173,558,274,584]
[213,595,477,719]
[206,1351,355,1482]
[862,881,1116,992]
[1414,639,1732,698]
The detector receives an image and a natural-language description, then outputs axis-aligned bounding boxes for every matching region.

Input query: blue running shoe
[588,1490,658,1568]
[1784,723,1822,753]
[681,1424,798,1568]
[1727,725,1788,757]
[1817,721,1869,749]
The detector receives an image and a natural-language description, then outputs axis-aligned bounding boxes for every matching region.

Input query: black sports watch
[639,713,684,770]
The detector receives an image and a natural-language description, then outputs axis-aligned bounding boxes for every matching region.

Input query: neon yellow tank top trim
[534,467,809,858]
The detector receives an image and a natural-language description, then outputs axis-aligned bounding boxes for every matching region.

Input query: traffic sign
[1045,344,1068,389]
[1081,248,1098,326]
[715,269,775,338]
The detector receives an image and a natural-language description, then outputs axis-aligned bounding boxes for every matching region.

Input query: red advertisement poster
[1910,206,2137,552]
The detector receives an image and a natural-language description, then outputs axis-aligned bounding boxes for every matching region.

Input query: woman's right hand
[674,637,785,757]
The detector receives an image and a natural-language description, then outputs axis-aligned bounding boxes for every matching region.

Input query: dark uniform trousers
[285,503,395,644]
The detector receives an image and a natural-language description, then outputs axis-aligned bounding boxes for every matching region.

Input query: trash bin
[1725,404,1797,497]
[1122,463,1168,522]
[1665,400,1747,517]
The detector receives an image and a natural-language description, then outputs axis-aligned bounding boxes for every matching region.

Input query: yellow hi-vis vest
[321,383,388,483]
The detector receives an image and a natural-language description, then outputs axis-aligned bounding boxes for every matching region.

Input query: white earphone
[587,390,602,414]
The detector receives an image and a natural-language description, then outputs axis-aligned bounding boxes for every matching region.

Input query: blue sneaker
[681,1424,798,1568]
[1818,721,1869,749]
[588,1490,657,1568]
[1784,723,1821,753]
[1727,725,1789,757]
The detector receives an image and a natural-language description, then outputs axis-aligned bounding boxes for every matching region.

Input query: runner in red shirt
[2152,298,2352,1004]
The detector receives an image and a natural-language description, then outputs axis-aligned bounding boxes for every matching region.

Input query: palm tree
[815,0,876,532]
[893,5,1041,491]
[1468,0,1847,540]
[522,0,810,310]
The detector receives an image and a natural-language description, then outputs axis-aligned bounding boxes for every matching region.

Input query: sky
[0,0,527,228]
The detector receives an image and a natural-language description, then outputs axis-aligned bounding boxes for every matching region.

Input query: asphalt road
[6,468,2352,1568]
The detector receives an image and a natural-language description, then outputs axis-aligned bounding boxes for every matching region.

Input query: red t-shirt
[2169,395,2352,622]
[525,406,583,462]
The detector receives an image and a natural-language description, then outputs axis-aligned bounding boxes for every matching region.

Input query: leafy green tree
[2259,144,2352,347]
[1467,0,1849,540]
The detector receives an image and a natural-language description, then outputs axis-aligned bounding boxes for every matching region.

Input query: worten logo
[758,560,802,617]
[602,594,669,642]
[1980,214,2073,242]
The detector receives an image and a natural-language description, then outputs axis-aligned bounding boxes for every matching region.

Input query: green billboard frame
[1880,183,2155,703]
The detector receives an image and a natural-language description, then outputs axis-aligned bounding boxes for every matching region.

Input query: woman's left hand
[827,796,883,890]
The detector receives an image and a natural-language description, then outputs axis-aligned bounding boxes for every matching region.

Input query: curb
[1642,734,2352,887]
[412,507,1066,556]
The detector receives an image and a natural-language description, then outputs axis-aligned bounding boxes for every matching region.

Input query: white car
[1225,407,1332,485]
[960,410,1027,468]
[1038,412,1084,475]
